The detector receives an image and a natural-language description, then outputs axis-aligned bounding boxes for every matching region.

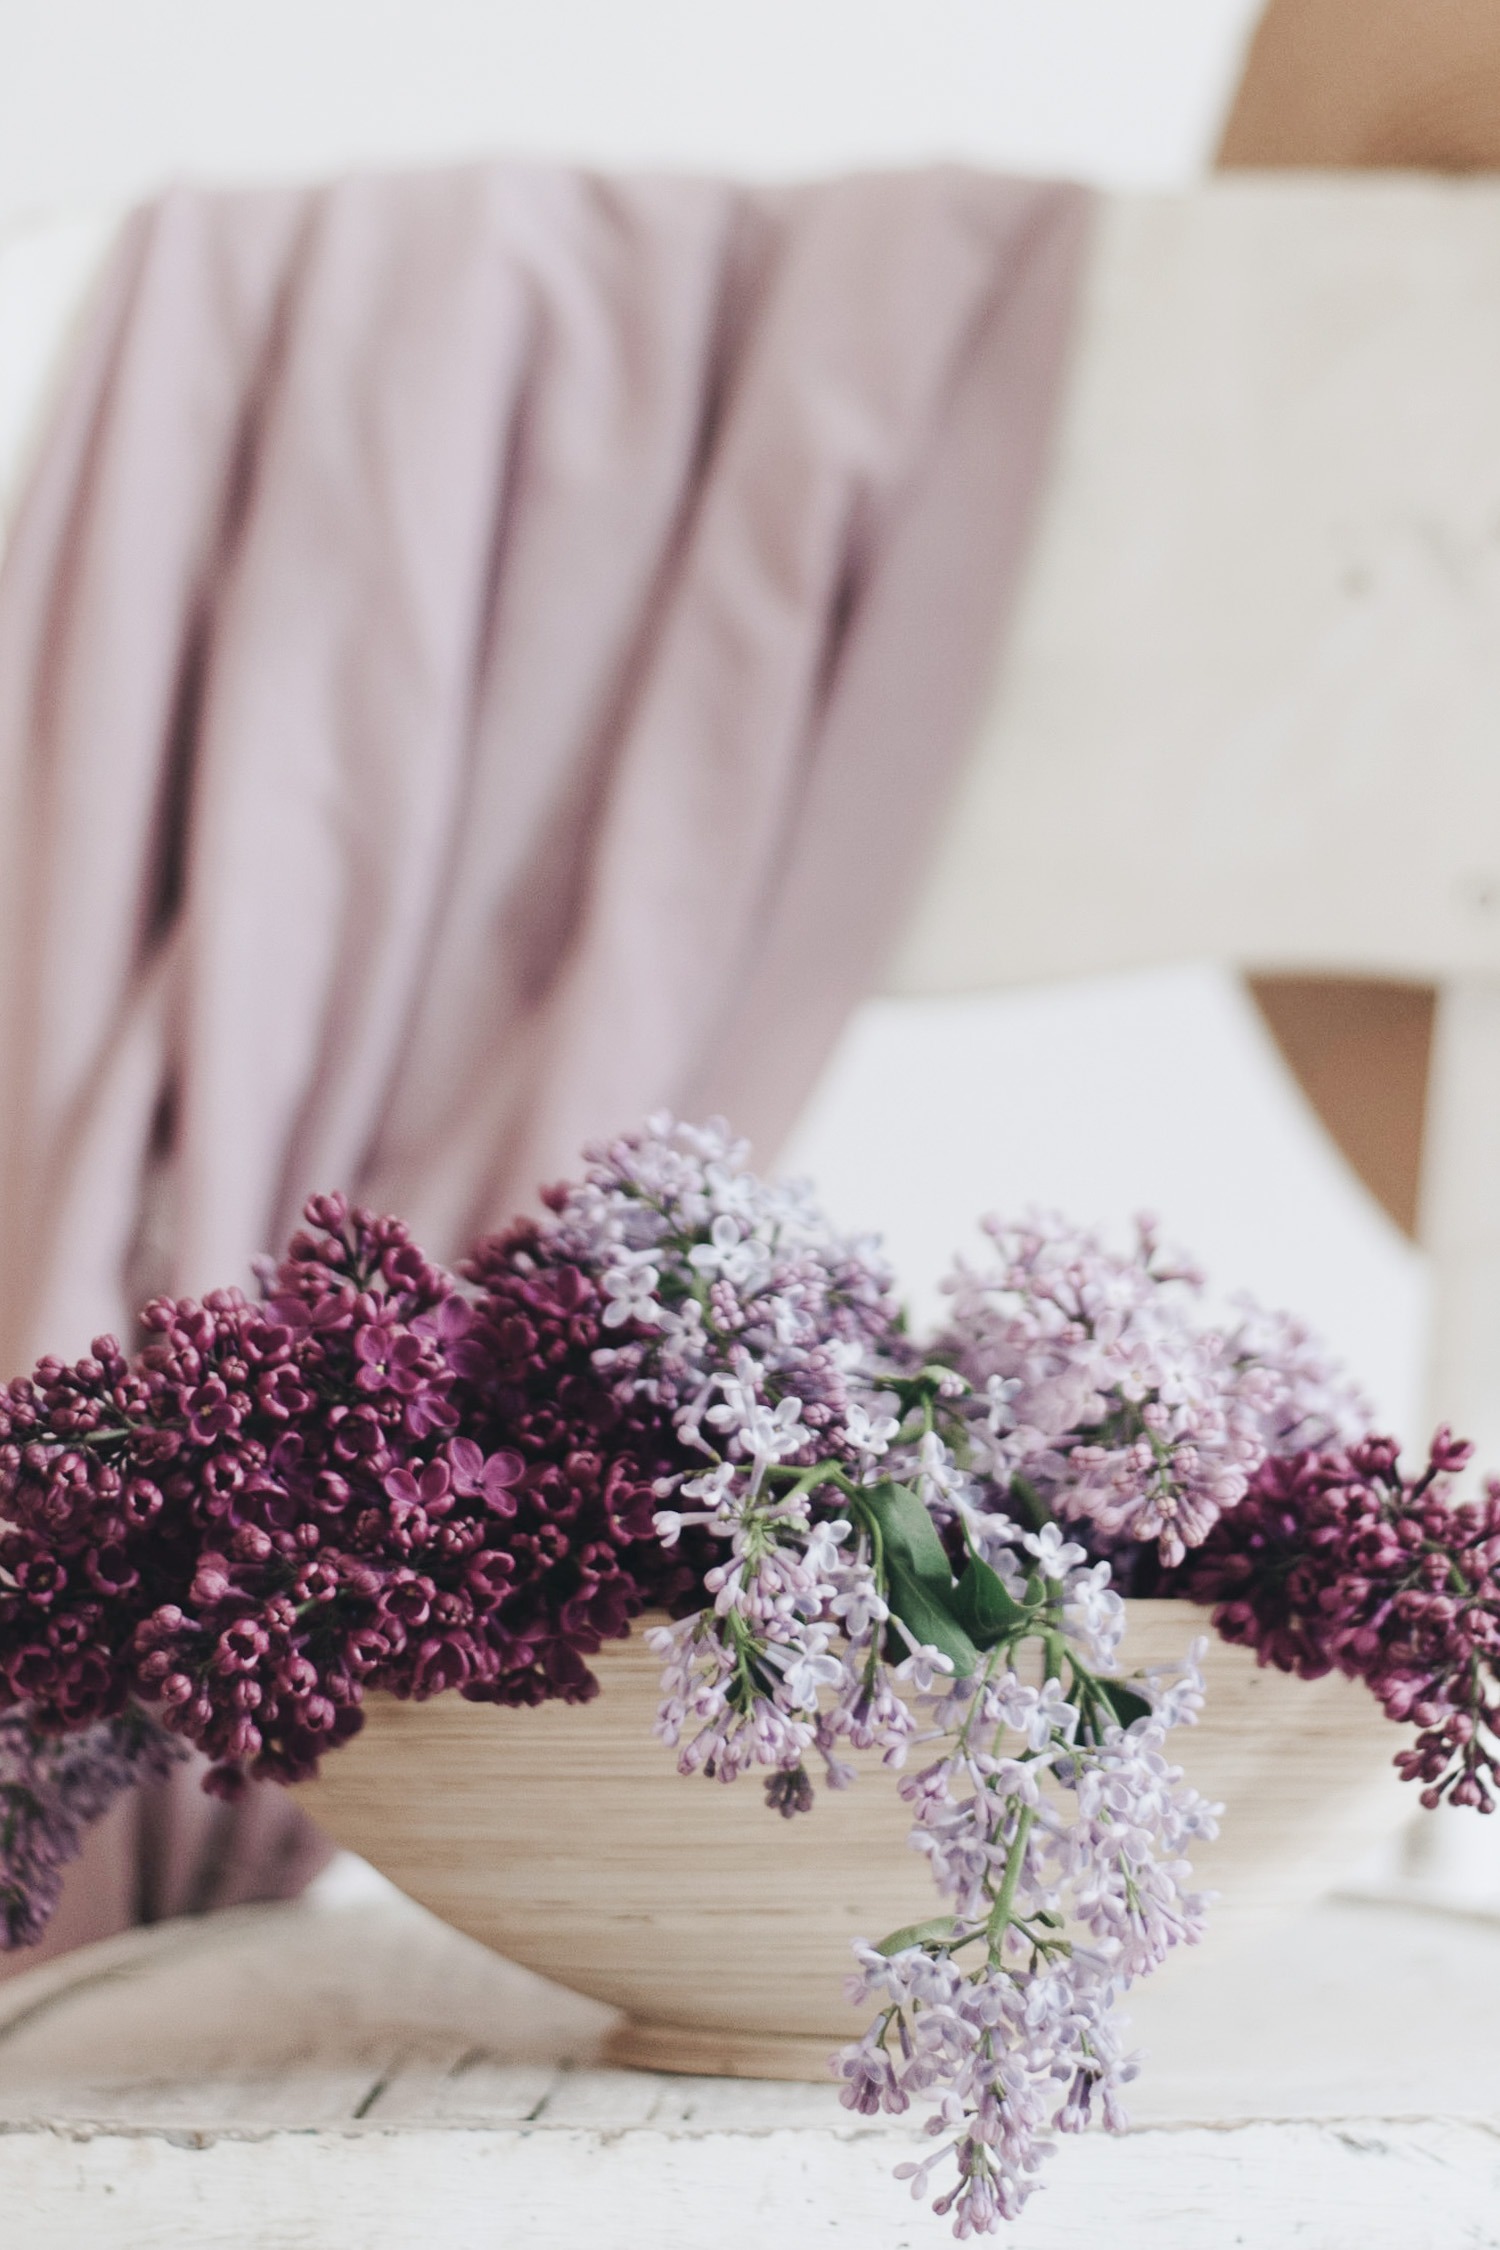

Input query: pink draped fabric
[0,161,1089,1961]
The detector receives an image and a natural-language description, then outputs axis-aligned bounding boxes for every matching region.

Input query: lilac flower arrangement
[0,1115,1495,2237]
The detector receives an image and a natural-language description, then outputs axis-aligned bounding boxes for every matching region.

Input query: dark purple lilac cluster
[0,1196,700,1831]
[455,1215,710,1693]
[1168,1428,1500,1811]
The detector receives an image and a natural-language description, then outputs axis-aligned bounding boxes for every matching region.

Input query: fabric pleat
[0,159,1088,1955]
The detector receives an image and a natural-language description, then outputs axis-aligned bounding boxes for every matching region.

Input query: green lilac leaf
[884,1558,980,1677]
[952,1555,1027,1649]
[861,1480,955,1591]
[874,1915,960,1956]
[1096,1678,1152,1730]
[860,1481,980,1677]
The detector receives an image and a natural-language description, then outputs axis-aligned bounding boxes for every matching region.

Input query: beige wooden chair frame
[888,179,1500,1463]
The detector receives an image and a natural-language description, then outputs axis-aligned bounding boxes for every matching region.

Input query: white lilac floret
[933,1211,1364,1569]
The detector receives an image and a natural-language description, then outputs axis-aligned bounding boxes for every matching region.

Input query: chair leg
[1375,978,1500,1905]
[1420,979,1500,1469]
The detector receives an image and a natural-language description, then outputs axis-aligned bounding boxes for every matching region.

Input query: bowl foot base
[603,2016,841,2082]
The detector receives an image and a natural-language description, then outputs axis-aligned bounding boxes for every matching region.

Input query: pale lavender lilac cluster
[842,1644,1214,2231]
[515,1118,916,1793]
[818,1516,1218,2234]
[537,1134,1228,2238]
[935,1213,1368,1567]
[813,1221,1365,2234]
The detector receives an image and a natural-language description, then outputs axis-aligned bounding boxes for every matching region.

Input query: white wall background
[0,0,1262,228]
[785,969,1427,1436]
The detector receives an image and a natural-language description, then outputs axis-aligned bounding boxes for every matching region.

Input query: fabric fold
[0,158,1089,1952]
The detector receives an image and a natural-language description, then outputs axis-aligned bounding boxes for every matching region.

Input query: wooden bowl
[292,1602,1410,2079]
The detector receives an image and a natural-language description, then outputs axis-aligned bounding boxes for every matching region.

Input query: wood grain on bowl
[293,1603,1409,2079]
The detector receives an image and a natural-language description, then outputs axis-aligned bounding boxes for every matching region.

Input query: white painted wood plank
[633,2075,848,2132]
[5,1889,1500,2131]
[1418,980,1500,1465]
[532,2065,670,2129]
[368,2058,562,2127]
[2,2065,386,2131]
[0,1892,1496,2242]
[1,2117,1497,2250]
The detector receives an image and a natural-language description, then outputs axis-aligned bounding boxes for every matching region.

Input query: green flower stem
[763,1460,860,1500]
[1007,1475,1051,1532]
[723,1606,774,1713]
[985,1801,1037,1962]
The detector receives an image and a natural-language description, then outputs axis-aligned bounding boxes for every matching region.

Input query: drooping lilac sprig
[839,1644,1213,2233]
[824,1519,1215,2238]
[530,1127,1219,2237]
